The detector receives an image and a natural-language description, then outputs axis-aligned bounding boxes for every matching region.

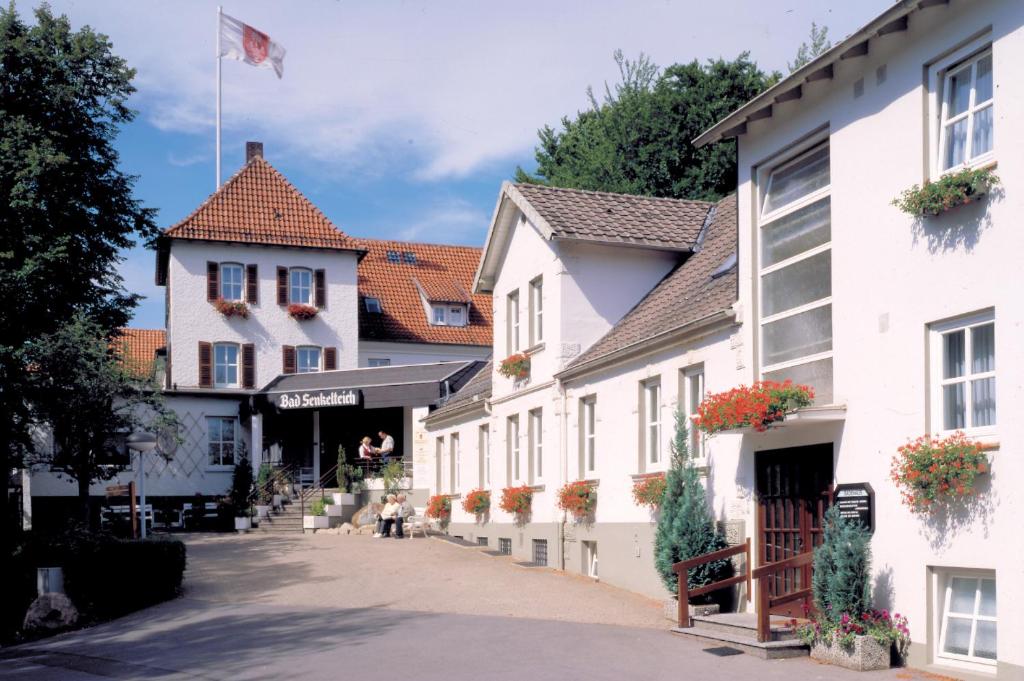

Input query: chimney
[245,141,264,162]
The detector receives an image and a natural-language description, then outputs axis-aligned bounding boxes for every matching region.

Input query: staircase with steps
[251,488,327,534]
[670,613,809,659]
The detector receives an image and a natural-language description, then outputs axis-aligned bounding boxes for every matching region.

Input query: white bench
[405,507,428,539]
[101,504,154,531]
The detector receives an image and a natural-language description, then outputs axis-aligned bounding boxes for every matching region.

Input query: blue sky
[30,1,892,328]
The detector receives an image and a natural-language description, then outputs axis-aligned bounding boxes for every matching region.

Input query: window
[220,263,243,301]
[435,436,444,493]
[207,417,236,466]
[939,49,993,172]
[449,433,460,492]
[498,538,512,555]
[289,268,312,305]
[448,306,465,327]
[296,346,321,373]
[214,343,239,388]
[477,537,488,547]
[532,539,548,566]
[432,306,446,325]
[507,415,520,482]
[758,141,832,404]
[386,250,401,264]
[364,297,382,313]
[529,277,543,345]
[581,397,596,475]
[682,366,705,459]
[529,408,543,482]
[642,379,662,466]
[479,424,490,487]
[402,251,417,265]
[367,358,391,368]
[582,541,598,578]
[931,313,995,433]
[507,290,520,352]
[938,574,997,666]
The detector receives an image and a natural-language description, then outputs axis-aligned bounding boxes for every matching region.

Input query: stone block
[810,635,890,671]
[23,593,78,632]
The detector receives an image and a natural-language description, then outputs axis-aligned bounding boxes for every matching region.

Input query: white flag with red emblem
[219,13,286,79]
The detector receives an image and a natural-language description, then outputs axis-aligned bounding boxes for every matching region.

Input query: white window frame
[929,311,996,436]
[682,365,706,461]
[219,263,244,302]
[642,378,662,466]
[929,38,994,178]
[479,424,490,487]
[582,396,596,476]
[367,358,391,368]
[529,408,543,482]
[508,415,521,483]
[449,432,460,493]
[213,343,240,388]
[448,306,465,327]
[507,290,520,353]
[432,306,446,326]
[207,416,237,467]
[296,346,322,374]
[289,267,312,305]
[529,276,543,345]
[937,572,998,669]
[756,139,833,398]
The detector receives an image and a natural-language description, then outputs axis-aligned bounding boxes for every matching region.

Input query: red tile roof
[413,274,472,304]
[114,328,165,379]
[163,156,364,253]
[357,239,492,346]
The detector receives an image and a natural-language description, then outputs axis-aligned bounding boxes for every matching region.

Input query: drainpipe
[557,377,568,571]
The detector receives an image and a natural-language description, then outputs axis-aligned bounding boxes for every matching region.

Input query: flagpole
[215,5,222,189]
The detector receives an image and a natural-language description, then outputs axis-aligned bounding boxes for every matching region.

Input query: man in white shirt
[377,430,395,462]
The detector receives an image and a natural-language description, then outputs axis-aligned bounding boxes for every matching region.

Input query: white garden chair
[405,507,428,538]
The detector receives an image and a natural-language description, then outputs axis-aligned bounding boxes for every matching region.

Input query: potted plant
[498,353,530,380]
[794,506,909,670]
[303,497,329,530]
[322,495,344,518]
[499,485,533,519]
[632,473,667,508]
[288,303,319,320]
[462,489,490,516]
[425,494,452,525]
[333,447,363,505]
[693,379,814,435]
[213,297,249,319]
[254,464,273,519]
[891,166,999,217]
[557,480,596,520]
[890,431,990,513]
[230,456,254,532]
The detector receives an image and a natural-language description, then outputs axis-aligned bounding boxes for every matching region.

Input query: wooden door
[755,444,833,617]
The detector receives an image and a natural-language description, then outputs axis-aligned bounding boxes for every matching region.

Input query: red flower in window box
[462,489,490,515]
[213,297,249,319]
[693,380,814,436]
[499,485,533,516]
[632,473,667,508]
[498,353,530,379]
[287,303,318,320]
[890,432,990,513]
[425,494,451,520]
[556,480,596,519]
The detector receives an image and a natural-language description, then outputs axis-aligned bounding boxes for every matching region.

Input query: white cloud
[391,198,490,243]
[31,0,890,182]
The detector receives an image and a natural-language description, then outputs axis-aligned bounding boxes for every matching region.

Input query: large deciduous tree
[0,5,156,538]
[515,51,779,201]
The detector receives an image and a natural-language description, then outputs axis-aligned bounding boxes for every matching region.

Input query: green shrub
[229,456,254,517]
[310,498,326,516]
[812,505,872,624]
[256,464,273,503]
[322,495,335,505]
[891,166,999,217]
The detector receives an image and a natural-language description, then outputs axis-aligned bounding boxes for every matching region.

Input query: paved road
[1,533,917,680]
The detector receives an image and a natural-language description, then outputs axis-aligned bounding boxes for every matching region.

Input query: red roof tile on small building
[114,328,165,379]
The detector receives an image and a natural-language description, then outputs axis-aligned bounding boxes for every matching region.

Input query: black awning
[257,360,485,410]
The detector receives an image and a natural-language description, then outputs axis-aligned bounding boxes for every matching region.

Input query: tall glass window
[290,268,312,305]
[940,50,994,171]
[220,263,243,301]
[933,314,995,432]
[213,343,239,388]
[296,346,321,374]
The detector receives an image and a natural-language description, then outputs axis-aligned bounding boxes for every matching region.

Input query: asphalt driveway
[0,533,919,680]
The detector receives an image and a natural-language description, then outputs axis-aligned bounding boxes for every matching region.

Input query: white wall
[358,341,489,368]
[167,240,360,390]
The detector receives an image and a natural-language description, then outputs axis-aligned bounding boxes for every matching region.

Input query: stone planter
[255,504,271,519]
[234,516,251,532]
[663,598,721,622]
[325,504,344,517]
[333,492,356,506]
[303,515,329,530]
[272,494,283,510]
[811,635,891,672]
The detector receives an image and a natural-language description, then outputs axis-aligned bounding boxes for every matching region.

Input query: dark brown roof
[357,239,492,346]
[164,156,363,253]
[424,361,492,423]
[113,328,165,379]
[562,194,737,373]
[514,183,713,250]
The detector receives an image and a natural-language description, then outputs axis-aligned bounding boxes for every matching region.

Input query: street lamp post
[126,432,157,539]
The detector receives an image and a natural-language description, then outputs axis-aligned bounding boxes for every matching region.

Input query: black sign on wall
[833,482,874,533]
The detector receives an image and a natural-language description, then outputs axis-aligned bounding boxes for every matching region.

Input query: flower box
[890,431,990,513]
[632,474,666,508]
[288,303,319,320]
[810,635,891,672]
[499,485,533,516]
[332,492,356,506]
[796,610,909,672]
[325,504,344,518]
[557,480,596,520]
[213,298,249,319]
[303,515,329,530]
[462,489,490,515]
[892,166,999,218]
[234,516,251,532]
[255,504,271,518]
[694,380,814,436]
[498,353,530,380]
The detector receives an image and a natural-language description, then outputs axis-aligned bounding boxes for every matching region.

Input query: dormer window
[402,251,417,265]
[433,306,446,325]
[290,268,312,305]
[386,250,401,264]
[448,306,464,326]
[365,297,382,313]
[220,263,244,301]
[430,304,467,327]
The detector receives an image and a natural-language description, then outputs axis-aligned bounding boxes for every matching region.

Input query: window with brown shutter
[198,342,212,387]
[242,343,256,388]
[314,269,326,308]
[206,262,219,302]
[277,266,288,305]
[282,345,296,374]
[324,347,337,371]
[245,264,258,304]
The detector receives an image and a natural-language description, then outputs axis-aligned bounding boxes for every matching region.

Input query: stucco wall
[358,341,490,368]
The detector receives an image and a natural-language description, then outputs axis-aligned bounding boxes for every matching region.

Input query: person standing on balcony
[377,430,395,463]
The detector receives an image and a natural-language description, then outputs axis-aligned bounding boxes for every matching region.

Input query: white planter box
[255,504,271,518]
[811,634,891,671]
[234,517,251,532]
[332,493,356,506]
[272,494,283,510]
[325,504,344,517]
[303,515,329,530]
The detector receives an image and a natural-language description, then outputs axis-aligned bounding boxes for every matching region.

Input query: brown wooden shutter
[242,343,256,388]
[314,269,326,308]
[198,342,212,387]
[245,264,258,304]
[277,267,288,305]
[282,345,296,374]
[206,262,219,301]
[324,347,337,371]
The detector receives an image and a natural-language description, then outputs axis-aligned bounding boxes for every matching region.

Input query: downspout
[557,377,568,572]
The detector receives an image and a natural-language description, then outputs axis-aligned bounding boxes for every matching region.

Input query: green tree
[0,5,157,537]
[25,313,177,524]
[788,22,831,73]
[812,505,872,622]
[228,450,254,517]
[516,51,779,201]
[654,408,730,597]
